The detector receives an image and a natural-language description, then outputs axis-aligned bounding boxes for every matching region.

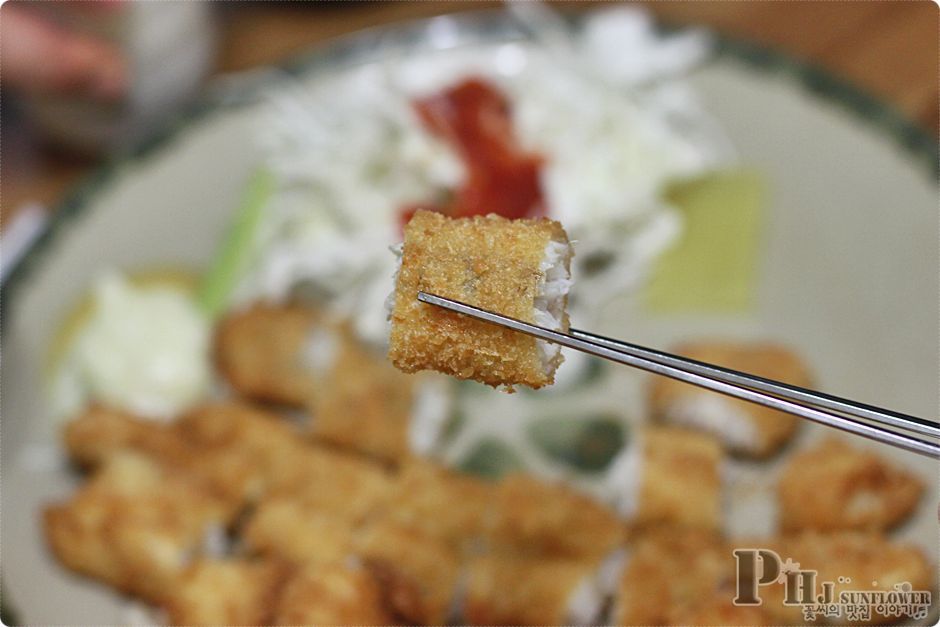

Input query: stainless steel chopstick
[416,292,940,459]
[569,328,940,440]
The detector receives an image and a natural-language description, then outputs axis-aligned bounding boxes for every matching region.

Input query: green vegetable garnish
[644,170,765,312]
[197,169,274,317]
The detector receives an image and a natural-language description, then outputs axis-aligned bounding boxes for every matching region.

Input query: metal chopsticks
[417,292,940,459]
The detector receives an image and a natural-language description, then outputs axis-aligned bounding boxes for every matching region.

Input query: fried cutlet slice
[309,335,416,464]
[388,210,573,390]
[175,401,309,505]
[484,473,625,559]
[777,438,923,532]
[272,562,398,626]
[758,531,934,625]
[385,460,495,552]
[463,553,609,626]
[214,304,324,406]
[608,425,723,532]
[264,445,395,524]
[649,341,812,457]
[62,404,192,469]
[44,453,230,603]
[242,497,357,565]
[354,520,462,625]
[162,558,290,626]
[612,528,739,625]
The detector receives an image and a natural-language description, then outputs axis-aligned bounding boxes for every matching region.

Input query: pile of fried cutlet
[45,304,934,625]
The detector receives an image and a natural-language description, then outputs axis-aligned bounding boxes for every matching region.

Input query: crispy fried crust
[758,531,934,625]
[389,210,571,389]
[778,438,923,532]
[354,520,462,625]
[464,554,598,626]
[44,453,230,603]
[272,562,397,626]
[264,446,394,524]
[613,528,743,625]
[62,405,192,469]
[176,402,310,506]
[162,558,291,626]
[217,302,419,463]
[214,304,321,406]
[385,460,495,552]
[635,426,723,531]
[649,341,812,457]
[242,497,357,565]
[310,335,416,464]
[485,473,625,559]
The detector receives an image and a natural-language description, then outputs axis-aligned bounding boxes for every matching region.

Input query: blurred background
[2,0,936,229]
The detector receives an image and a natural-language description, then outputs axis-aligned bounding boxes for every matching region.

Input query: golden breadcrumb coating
[385,460,495,552]
[485,473,625,559]
[264,445,394,524]
[613,528,747,625]
[176,402,310,506]
[464,554,601,626]
[218,302,419,464]
[44,453,230,603]
[354,520,462,625]
[162,558,290,626]
[389,210,571,390]
[272,562,397,626]
[778,438,923,532]
[635,426,723,531]
[62,405,191,469]
[242,497,357,565]
[758,531,934,625]
[649,341,812,457]
[309,331,416,464]
[214,304,322,406]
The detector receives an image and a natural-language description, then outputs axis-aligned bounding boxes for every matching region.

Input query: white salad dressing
[50,273,211,421]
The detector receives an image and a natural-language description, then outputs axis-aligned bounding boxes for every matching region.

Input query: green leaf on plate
[644,169,765,313]
[197,169,274,317]
[458,439,523,480]
[529,413,625,473]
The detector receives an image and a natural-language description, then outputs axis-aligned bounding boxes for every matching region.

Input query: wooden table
[3,1,936,225]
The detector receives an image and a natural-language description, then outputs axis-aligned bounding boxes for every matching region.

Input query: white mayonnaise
[51,272,211,421]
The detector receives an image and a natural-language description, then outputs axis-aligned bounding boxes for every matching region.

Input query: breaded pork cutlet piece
[613,528,767,626]
[389,210,573,390]
[385,460,495,552]
[44,453,230,603]
[607,426,723,532]
[162,558,291,626]
[354,519,463,625]
[273,562,399,626]
[175,401,309,505]
[758,531,934,625]
[309,333,419,464]
[214,304,323,406]
[218,303,444,465]
[649,341,812,457]
[464,553,613,626]
[265,445,395,523]
[62,405,192,469]
[778,438,923,533]
[242,497,357,565]
[484,473,625,559]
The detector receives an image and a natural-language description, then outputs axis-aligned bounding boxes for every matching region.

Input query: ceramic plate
[2,11,937,624]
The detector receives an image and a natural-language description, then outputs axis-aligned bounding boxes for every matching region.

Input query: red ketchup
[400,78,545,228]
